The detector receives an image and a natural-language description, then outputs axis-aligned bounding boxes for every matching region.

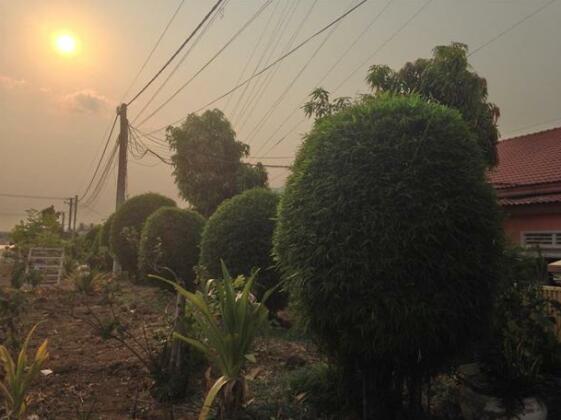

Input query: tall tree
[167,109,268,217]
[303,43,500,167]
[367,43,500,166]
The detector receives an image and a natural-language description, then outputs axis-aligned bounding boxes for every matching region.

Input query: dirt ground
[10,280,318,419]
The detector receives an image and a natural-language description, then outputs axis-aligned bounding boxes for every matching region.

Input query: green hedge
[273,95,503,414]
[139,207,205,290]
[199,187,285,312]
[97,213,114,249]
[110,193,176,276]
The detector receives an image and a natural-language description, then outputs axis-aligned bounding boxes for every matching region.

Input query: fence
[543,286,561,340]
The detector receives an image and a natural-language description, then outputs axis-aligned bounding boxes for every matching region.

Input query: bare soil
[12,280,318,419]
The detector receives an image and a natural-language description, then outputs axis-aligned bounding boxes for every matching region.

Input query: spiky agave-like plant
[0,323,49,419]
[153,262,270,420]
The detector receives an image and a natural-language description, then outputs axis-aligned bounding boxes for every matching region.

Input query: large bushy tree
[167,109,268,217]
[10,206,63,251]
[274,95,503,417]
[304,43,500,167]
[138,207,205,290]
[199,187,286,312]
[110,193,176,276]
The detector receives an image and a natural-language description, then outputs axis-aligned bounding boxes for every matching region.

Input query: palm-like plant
[0,323,49,419]
[152,262,270,420]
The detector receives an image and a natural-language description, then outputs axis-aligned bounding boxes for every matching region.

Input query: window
[522,231,561,248]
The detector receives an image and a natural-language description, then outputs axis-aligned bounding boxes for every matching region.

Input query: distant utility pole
[73,194,78,235]
[66,197,73,232]
[61,212,65,233]
[113,103,129,275]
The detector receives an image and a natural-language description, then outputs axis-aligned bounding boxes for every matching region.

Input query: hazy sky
[1,0,560,230]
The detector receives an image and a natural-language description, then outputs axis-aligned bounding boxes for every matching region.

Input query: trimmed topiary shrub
[139,207,205,290]
[111,193,176,276]
[98,213,114,250]
[199,187,285,312]
[273,95,504,417]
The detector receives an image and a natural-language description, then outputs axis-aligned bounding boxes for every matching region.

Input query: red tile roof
[499,193,561,207]
[489,127,561,188]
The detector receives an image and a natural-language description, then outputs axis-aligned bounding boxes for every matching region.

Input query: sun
[54,33,78,55]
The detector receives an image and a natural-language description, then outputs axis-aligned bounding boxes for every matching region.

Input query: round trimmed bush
[139,207,205,290]
[97,213,114,250]
[273,95,503,414]
[199,187,285,312]
[111,193,176,276]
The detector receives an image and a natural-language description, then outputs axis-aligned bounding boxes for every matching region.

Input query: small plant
[67,265,109,294]
[153,262,270,420]
[0,289,26,352]
[25,267,43,288]
[0,323,49,419]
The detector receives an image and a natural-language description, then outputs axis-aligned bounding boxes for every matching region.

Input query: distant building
[489,127,561,259]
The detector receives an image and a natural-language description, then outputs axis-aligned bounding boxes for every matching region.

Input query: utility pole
[61,212,65,234]
[66,197,73,232]
[113,103,129,275]
[73,194,78,235]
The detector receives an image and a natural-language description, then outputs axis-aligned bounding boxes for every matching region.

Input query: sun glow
[54,33,78,55]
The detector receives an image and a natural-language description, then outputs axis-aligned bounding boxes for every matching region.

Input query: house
[488,127,561,260]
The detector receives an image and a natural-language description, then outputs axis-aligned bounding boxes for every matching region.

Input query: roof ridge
[500,125,561,143]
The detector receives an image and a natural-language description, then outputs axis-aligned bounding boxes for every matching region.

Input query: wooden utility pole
[66,197,73,232]
[73,194,78,235]
[113,103,129,275]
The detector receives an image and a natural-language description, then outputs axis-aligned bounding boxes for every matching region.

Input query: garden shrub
[110,193,176,277]
[138,207,205,290]
[98,214,114,250]
[273,95,504,416]
[199,187,286,312]
[480,247,561,411]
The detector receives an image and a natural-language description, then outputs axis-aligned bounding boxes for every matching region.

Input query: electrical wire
[121,0,186,101]
[126,0,225,106]
[130,125,290,169]
[131,0,229,124]
[235,0,318,131]
[333,0,433,92]
[231,0,301,125]
[249,16,343,154]
[0,193,69,200]
[262,0,430,157]
[136,0,273,127]
[223,0,282,113]
[79,114,118,200]
[258,0,395,156]
[469,0,557,56]
[147,0,368,134]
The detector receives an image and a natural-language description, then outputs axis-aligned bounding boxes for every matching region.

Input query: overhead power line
[129,125,290,169]
[131,0,228,125]
[0,193,69,200]
[249,17,342,154]
[126,0,225,106]
[334,0,433,92]
[262,0,430,157]
[79,114,118,200]
[229,0,297,124]
[469,0,558,56]
[234,0,311,129]
[121,0,186,101]
[148,0,368,134]
[258,0,395,157]
[136,0,274,127]
[223,0,281,113]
